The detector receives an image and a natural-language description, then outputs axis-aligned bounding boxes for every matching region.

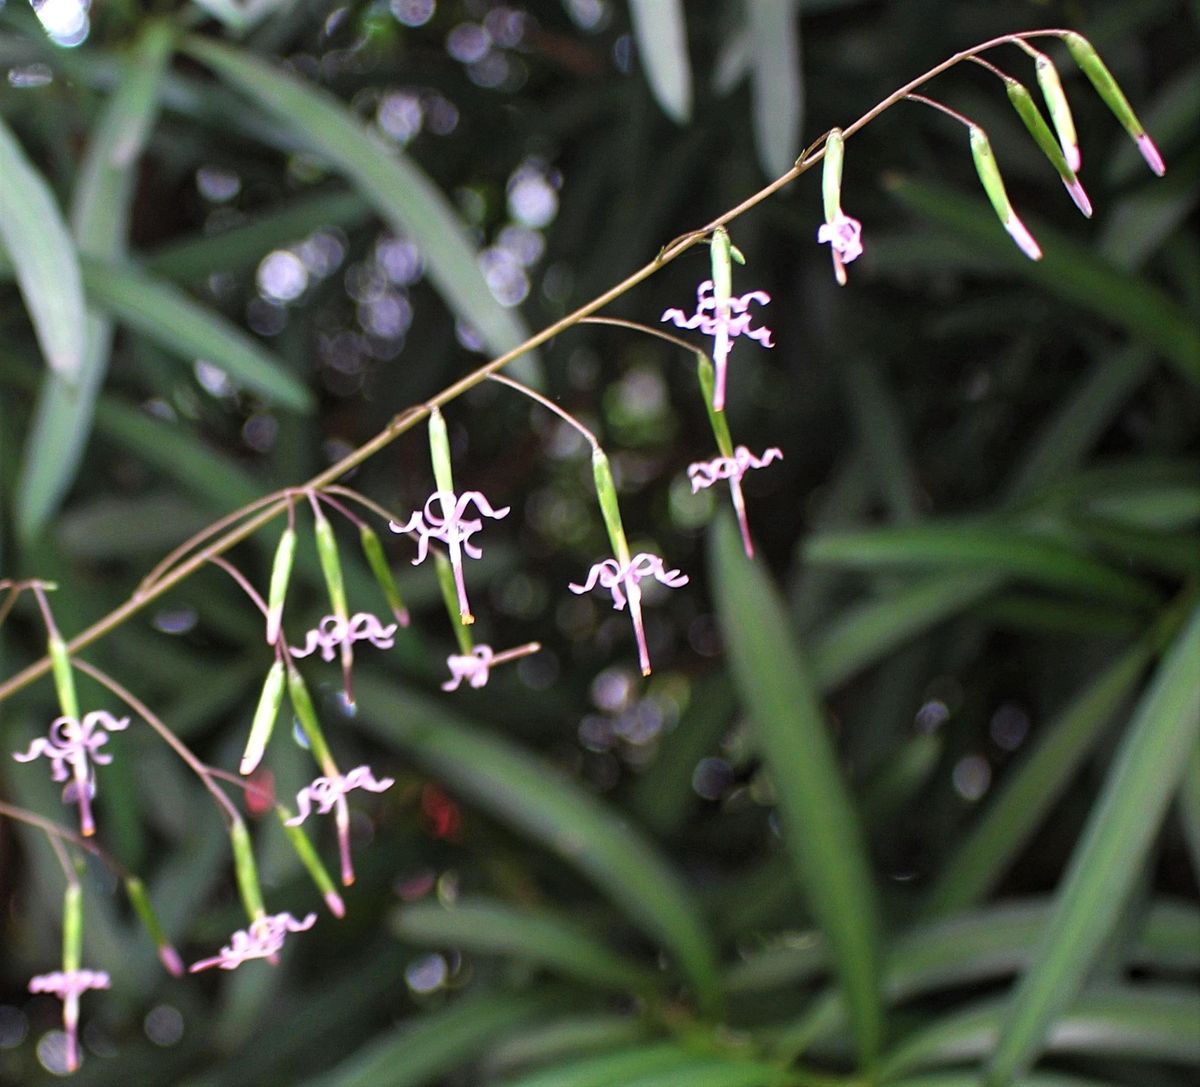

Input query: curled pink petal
[189,912,317,973]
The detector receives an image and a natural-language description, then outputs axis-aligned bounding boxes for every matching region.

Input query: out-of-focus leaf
[885,1075,1116,1087]
[181,36,536,376]
[300,991,552,1087]
[805,524,1158,607]
[843,357,920,522]
[985,600,1200,1084]
[882,986,1200,1080]
[712,515,883,1064]
[924,641,1153,917]
[0,115,85,381]
[14,21,174,541]
[627,0,692,123]
[392,897,656,994]
[59,494,208,559]
[748,0,802,178]
[81,259,312,412]
[352,675,721,1013]
[1181,740,1200,883]
[499,1043,783,1087]
[485,1014,648,1079]
[885,176,1200,385]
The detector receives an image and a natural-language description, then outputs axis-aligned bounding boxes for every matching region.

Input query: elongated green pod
[49,634,80,720]
[1033,52,1080,173]
[710,226,734,308]
[697,355,735,459]
[822,128,845,223]
[285,661,335,771]
[240,659,286,775]
[265,524,296,645]
[428,406,456,496]
[1004,79,1092,217]
[969,125,1042,261]
[63,880,82,973]
[124,877,183,975]
[229,818,264,921]
[592,448,631,566]
[280,818,345,918]
[434,550,473,655]
[360,524,408,626]
[312,506,348,620]
[1064,32,1165,175]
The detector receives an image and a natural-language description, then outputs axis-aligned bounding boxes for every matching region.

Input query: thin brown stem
[488,373,600,451]
[0,28,1072,708]
[0,800,132,880]
[906,92,975,129]
[581,316,712,359]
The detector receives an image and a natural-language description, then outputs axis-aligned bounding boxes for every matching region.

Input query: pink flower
[570,553,689,676]
[442,645,496,691]
[13,711,130,837]
[390,490,510,625]
[817,210,863,286]
[662,280,773,412]
[285,766,394,886]
[688,446,783,559]
[290,612,397,662]
[189,911,316,973]
[29,968,110,1073]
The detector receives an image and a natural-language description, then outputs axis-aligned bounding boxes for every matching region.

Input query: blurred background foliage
[0,0,1197,1084]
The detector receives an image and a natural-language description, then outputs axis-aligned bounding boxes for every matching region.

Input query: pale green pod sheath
[280,818,345,918]
[49,634,80,720]
[1004,79,1092,217]
[63,881,83,974]
[360,524,408,626]
[697,355,735,460]
[240,658,286,775]
[285,661,336,772]
[1033,53,1080,173]
[125,877,183,975]
[592,448,631,567]
[1064,32,1165,176]
[969,125,1042,261]
[710,226,733,307]
[822,128,845,224]
[229,819,265,921]
[265,525,297,645]
[428,405,456,496]
[313,508,348,620]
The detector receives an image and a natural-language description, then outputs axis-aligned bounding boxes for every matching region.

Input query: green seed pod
[265,524,297,645]
[697,355,734,459]
[240,658,286,776]
[49,634,80,720]
[285,662,335,770]
[710,226,733,308]
[434,551,473,655]
[63,880,82,973]
[1033,52,1080,172]
[1064,31,1165,175]
[969,125,1042,261]
[1004,79,1092,217]
[360,524,408,626]
[822,128,845,223]
[280,818,345,918]
[124,876,183,975]
[312,506,348,620]
[592,448,631,566]
[428,406,456,496]
[229,818,264,921]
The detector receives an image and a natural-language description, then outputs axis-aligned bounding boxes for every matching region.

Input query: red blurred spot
[246,769,276,817]
[420,784,461,841]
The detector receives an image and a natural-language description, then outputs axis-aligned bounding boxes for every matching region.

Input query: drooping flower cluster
[442,645,496,691]
[189,911,317,973]
[570,553,689,676]
[817,210,864,285]
[290,613,397,662]
[29,969,110,1073]
[662,280,773,412]
[13,711,130,836]
[390,490,510,625]
[286,765,395,826]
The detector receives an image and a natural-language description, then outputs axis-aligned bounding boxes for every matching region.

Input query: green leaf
[498,1043,781,1087]
[627,0,692,123]
[351,675,721,1013]
[0,115,86,380]
[985,600,1200,1084]
[392,897,656,994]
[747,0,802,178]
[181,36,536,376]
[711,515,883,1064]
[82,259,313,412]
[486,1014,648,1078]
[923,641,1153,917]
[805,524,1158,607]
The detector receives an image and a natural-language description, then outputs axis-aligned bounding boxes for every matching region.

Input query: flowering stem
[488,372,601,452]
[0,28,1079,709]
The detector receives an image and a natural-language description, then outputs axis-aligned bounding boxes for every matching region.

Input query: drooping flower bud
[124,877,183,976]
[591,448,632,567]
[1004,78,1092,216]
[229,818,265,921]
[359,524,409,627]
[1033,51,1080,173]
[265,523,297,645]
[969,124,1042,260]
[240,658,286,776]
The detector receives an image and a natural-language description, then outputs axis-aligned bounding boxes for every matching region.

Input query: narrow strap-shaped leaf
[627,0,692,123]
[181,36,535,374]
[0,116,86,380]
[499,1043,774,1087]
[747,0,803,177]
[393,897,655,994]
[711,515,883,1064]
[985,600,1200,1084]
[351,673,721,1013]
